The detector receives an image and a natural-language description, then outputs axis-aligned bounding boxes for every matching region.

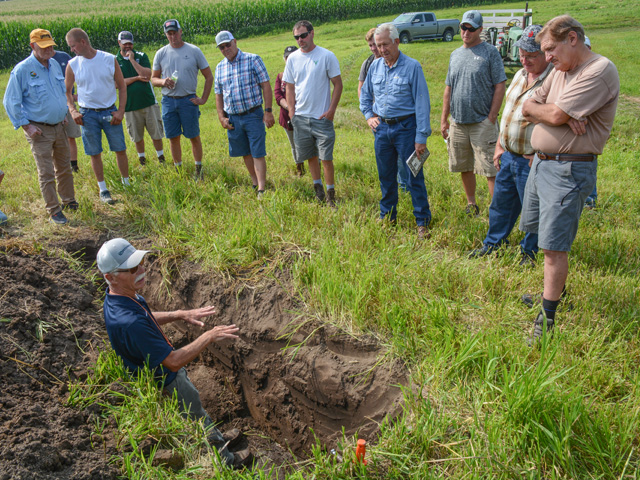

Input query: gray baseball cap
[215,30,234,46]
[118,31,134,44]
[97,238,149,274]
[461,10,483,29]
[515,24,543,52]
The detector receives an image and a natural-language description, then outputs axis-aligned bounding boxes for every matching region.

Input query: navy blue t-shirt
[103,291,176,385]
[53,51,72,77]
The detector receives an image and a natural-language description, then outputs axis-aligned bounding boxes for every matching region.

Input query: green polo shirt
[116,50,156,112]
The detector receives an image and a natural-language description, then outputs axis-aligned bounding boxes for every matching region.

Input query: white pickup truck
[391,12,460,43]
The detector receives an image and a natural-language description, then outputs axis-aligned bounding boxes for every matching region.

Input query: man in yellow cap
[3,29,77,225]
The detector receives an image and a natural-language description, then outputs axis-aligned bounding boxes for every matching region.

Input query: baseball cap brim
[118,249,150,271]
[35,39,56,48]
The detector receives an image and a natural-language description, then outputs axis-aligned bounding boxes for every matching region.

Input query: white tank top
[69,50,117,109]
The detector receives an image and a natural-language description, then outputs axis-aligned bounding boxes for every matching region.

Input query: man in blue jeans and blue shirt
[468,25,552,265]
[65,28,131,205]
[214,30,275,195]
[360,23,432,239]
[97,238,254,469]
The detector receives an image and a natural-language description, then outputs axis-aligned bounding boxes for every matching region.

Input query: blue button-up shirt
[214,49,270,115]
[3,52,68,129]
[360,52,431,144]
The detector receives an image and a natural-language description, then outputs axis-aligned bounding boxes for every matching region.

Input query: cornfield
[0,0,502,69]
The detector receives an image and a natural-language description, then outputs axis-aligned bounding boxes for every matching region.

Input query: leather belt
[537,152,597,162]
[378,114,414,125]
[166,95,192,99]
[234,105,261,116]
[28,120,60,127]
[80,105,115,112]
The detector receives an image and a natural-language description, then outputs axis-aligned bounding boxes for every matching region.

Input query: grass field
[1,0,640,477]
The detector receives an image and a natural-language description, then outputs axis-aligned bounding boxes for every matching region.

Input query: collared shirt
[500,63,553,155]
[3,52,68,129]
[116,50,156,112]
[214,49,270,115]
[360,52,431,144]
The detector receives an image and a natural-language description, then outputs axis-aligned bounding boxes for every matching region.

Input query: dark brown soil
[1,235,407,478]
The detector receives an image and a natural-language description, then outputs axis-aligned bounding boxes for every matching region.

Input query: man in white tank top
[65,28,130,205]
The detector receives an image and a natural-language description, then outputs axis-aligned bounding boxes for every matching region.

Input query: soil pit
[0,237,408,477]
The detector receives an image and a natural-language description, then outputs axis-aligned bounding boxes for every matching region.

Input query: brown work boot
[232,448,254,470]
[222,428,243,450]
[296,163,305,177]
[417,225,430,240]
[313,183,325,203]
[326,188,336,208]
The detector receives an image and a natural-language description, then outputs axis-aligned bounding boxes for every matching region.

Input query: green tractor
[480,5,533,66]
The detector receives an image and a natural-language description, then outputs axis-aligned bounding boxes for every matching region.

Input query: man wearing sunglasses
[283,20,343,207]
[214,30,274,196]
[441,10,506,217]
[97,238,254,469]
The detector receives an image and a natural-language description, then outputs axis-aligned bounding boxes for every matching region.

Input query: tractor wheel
[442,29,453,42]
[400,33,410,44]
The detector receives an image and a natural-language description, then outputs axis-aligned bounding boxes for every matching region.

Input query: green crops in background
[0,0,506,69]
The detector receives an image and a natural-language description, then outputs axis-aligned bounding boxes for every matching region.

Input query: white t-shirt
[282,45,340,118]
[68,50,116,109]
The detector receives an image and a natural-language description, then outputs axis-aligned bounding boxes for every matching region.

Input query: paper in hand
[406,147,430,177]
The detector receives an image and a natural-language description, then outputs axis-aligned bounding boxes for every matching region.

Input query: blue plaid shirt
[214,50,270,115]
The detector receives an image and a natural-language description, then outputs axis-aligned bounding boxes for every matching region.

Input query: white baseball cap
[97,238,149,274]
[215,30,235,46]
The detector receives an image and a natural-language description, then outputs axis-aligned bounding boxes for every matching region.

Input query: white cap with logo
[97,238,150,274]
[215,30,235,46]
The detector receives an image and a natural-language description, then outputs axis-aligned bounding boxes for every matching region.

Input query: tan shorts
[63,110,81,138]
[447,117,498,177]
[124,104,164,143]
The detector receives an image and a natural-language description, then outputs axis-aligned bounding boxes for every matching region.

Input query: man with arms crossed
[283,20,343,207]
[4,29,77,224]
[116,31,165,166]
[468,25,551,266]
[441,10,506,216]
[214,30,274,195]
[97,238,254,469]
[152,19,213,179]
[65,28,131,205]
[520,15,619,342]
[360,24,432,239]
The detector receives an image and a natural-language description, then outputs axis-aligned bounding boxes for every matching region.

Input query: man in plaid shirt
[469,24,551,265]
[214,31,275,196]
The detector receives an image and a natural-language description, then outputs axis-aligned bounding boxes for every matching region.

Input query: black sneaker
[99,190,116,205]
[139,156,147,166]
[521,290,570,310]
[465,204,480,217]
[70,161,79,173]
[468,244,494,258]
[62,201,79,211]
[158,154,165,164]
[326,187,336,208]
[195,165,203,181]
[529,309,554,346]
[313,183,326,203]
[50,210,68,225]
[519,253,536,268]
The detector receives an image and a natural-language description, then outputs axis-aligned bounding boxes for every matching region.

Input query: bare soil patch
[1,235,407,477]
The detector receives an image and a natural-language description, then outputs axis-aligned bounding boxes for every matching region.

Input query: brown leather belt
[537,152,597,162]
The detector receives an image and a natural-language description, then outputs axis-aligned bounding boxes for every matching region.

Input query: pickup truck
[391,12,460,43]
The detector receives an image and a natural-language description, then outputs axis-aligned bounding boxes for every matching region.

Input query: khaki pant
[24,122,76,215]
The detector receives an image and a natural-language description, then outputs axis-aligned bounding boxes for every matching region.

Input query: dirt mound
[0,246,119,480]
[1,237,408,477]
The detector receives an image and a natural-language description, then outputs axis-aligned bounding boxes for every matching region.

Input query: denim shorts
[227,107,267,158]
[161,94,201,139]
[291,115,335,162]
[80,106,126,156]
[520,154,597,251]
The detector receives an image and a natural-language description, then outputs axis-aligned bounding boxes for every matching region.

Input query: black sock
[542,297,560,321]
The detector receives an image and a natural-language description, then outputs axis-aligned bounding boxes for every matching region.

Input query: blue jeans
[484,150,538,256]
[397,155,409,191]
[80,106,126,156]
[586,184,597,203]
[373,115,431,226]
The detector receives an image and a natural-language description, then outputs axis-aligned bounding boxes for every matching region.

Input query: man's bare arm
[488,81,506,124]
[441,85,451,139]
[319,75,343,121]
[161,324,239,372]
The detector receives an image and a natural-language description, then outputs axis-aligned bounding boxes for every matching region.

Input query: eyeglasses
[117,258,145,274]
[460,24,479,32]
[218,42,232,50]
[294,31,311,40]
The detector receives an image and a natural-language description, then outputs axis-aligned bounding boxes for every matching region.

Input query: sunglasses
[117,258,145,274]
[218,42,232,50]
[460,24,479,32]
[294,31,311,40]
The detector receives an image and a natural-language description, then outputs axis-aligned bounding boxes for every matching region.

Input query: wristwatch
[265,107,272,113]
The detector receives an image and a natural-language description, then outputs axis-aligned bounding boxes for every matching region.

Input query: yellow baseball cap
[30,29,57,48]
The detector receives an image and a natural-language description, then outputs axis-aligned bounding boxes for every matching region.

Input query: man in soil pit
[97,238,253,469]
